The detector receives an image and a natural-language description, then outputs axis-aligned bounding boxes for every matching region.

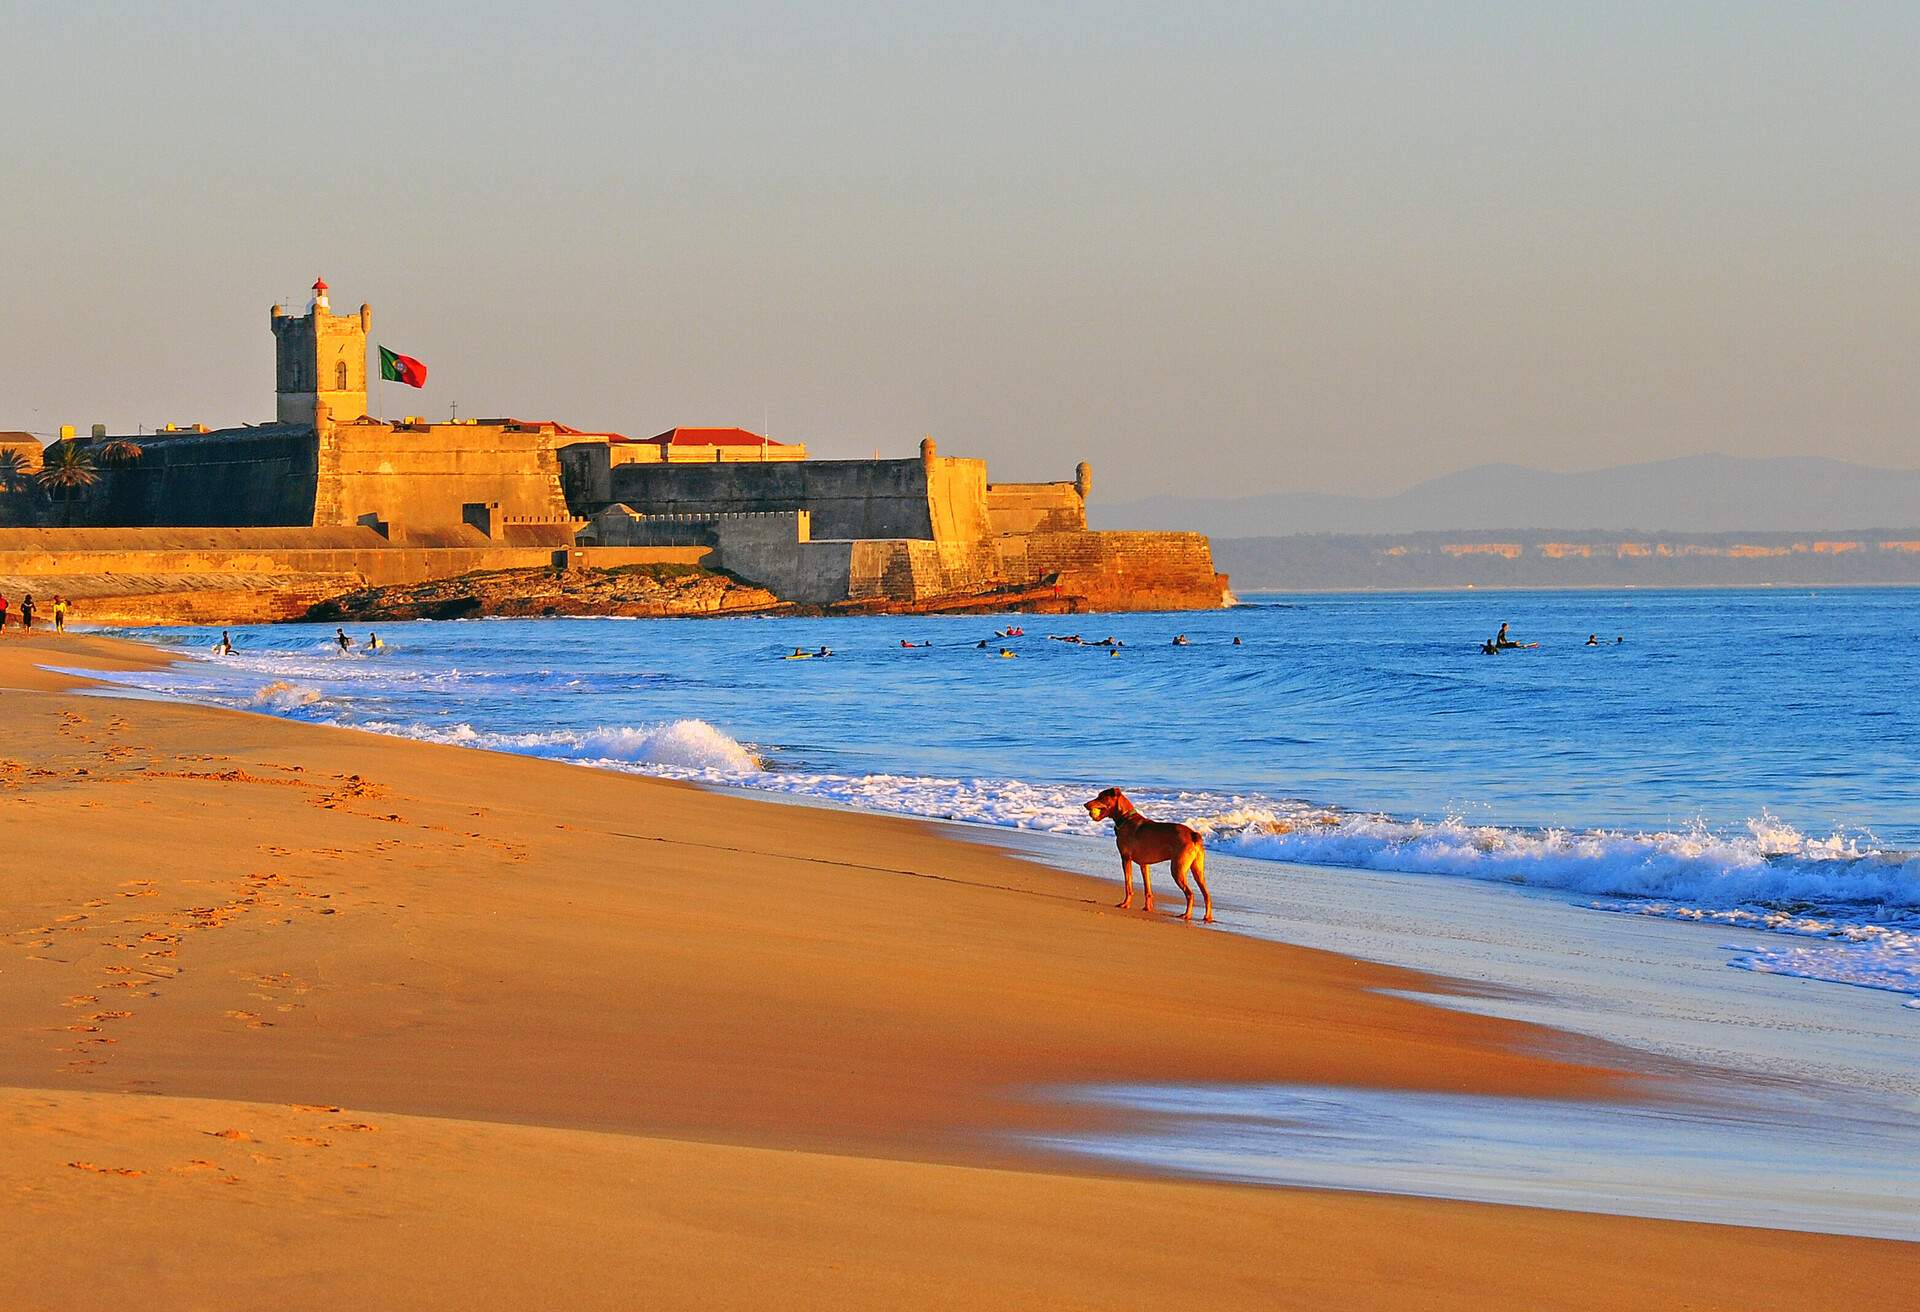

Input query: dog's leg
[1116,858,1133,909]
[1140,861,1154,913]
[1190,847,1213,923]
[1172,852,1195,921]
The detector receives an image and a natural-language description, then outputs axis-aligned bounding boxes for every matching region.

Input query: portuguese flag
[378,345,428,388]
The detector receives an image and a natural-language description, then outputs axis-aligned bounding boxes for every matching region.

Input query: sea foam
[362,718,761,774]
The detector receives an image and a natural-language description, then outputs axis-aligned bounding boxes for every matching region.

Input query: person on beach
[53,597,68,632]
[0,594,9,631]
[218,631,234,656]
[336,628,352,651]
[19,594,34,631]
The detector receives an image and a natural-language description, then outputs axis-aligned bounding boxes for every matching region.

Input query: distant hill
[1093,455,1920,536]
[1213,529,1920,592]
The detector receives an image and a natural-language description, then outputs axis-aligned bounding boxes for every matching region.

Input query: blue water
[1036,1082,1920,1240]
[93,588,1920,1004]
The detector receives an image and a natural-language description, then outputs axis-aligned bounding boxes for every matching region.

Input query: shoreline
[2,632,1913,1307]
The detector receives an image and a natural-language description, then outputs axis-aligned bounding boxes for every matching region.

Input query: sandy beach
[2,632,1912,1310]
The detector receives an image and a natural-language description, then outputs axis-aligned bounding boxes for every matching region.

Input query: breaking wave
[250,680,325,711]
[361,718,761,775]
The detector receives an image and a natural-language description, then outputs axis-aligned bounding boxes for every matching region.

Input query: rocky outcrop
[301,564,781,622]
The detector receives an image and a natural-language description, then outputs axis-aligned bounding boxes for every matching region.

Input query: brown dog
[1083,787,1212,922]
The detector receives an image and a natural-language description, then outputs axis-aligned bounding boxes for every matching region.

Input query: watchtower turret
[271,277,370,427]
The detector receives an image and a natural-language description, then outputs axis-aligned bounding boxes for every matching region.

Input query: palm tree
[97,436,143,466]
[0,448,28,495]
[37,442,99,501]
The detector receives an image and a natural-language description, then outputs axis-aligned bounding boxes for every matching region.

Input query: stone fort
[0,282,1224,619]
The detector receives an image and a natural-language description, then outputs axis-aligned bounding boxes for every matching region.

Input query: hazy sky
[4,2,1915,501]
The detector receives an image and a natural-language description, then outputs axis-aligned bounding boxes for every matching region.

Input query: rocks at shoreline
[300,564,782,622]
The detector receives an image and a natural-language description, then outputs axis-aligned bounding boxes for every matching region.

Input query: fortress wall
[594,455,996,544]
[324,424,574,532]
[924,458,993,542]
[598,459,949,541]
[843,539,1000,602]
[710,512,855,606]
[557,443,612,508]
[1000,531,1225,611]
[0,526,706,623]
[985,482,1086,535]
[81,430,320,527]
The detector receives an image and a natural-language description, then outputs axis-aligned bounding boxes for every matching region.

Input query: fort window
[335,361,349,391]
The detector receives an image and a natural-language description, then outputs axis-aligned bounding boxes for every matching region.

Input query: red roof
[545,421,634,442]
[312,276,328,293]
[642,426,796,448]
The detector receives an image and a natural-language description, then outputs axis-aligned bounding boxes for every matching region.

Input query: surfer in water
[1586,634,1599,646]
[335,628,353,652]
[1481,637,1500,655]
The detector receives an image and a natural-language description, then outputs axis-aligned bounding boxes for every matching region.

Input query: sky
[3,1,1916,502]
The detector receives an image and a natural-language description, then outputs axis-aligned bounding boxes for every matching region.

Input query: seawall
[0,528,707,625]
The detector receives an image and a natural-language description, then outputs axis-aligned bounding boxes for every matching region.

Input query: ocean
[91,588,1920,1011]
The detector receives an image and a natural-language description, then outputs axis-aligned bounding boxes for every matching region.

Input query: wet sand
[1,632,1911,1309]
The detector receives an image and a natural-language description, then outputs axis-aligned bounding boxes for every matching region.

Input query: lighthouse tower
[270,277,371,427]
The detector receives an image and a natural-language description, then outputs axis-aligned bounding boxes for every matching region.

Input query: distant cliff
[1217,530,1920,591]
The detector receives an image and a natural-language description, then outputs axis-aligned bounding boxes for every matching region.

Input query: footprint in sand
[67,1162,142,1177]
[288,1135,332,1149]
[203,1129,252,1141]
[327,1122,379,1134]
[62,995,99,1008]
[224,1010,273,1029]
